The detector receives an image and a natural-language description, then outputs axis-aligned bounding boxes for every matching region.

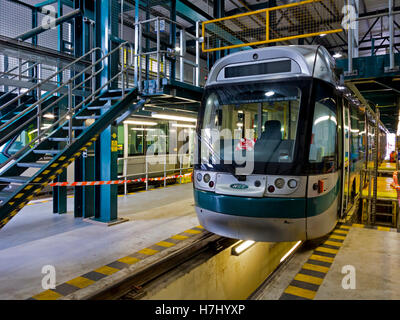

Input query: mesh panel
[0,0,33,38]
[203,0,345,52]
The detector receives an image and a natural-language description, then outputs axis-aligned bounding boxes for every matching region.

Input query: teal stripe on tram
[194,177,340,219]
[306,178,340,217]
[194,189,306,219]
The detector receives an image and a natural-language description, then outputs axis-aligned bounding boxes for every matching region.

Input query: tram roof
[206,45,337,87]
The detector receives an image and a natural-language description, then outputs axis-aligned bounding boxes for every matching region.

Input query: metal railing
[117,153,193,194]
[0,60,40,101]
[0,41,135,171]
[133,16,203,92]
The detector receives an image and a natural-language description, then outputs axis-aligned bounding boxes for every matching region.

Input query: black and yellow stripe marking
[29,225,205,300]
[280,223,350,300]
[0,135,100,230]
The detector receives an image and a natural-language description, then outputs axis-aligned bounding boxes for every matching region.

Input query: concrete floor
[315,227,400,299]
[0,184,199,300]
[256,227,400,300]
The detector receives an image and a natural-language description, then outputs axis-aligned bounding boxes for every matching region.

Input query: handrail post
[91,49,96,102]
[179,28,184,82]
[195,21,200,87]
[121,47,125,97]
[179,153,182,184]
[138,23,143,92]
[68,81,73,145]
[18,58,22,100]
[36,64,42,143]
[156,18,161,92]
[145,157,148,190]
[134,23,138,89]
[164,153,166,187]
[123,158,127,195]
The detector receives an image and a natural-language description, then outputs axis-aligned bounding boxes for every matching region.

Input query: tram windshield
[200,82,302,172]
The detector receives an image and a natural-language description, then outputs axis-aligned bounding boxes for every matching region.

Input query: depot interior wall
[144,240,297,300]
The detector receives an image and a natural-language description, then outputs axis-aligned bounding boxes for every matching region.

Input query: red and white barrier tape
[49,172,192,187]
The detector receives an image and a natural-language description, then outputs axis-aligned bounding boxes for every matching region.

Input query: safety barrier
[49,172,192,187]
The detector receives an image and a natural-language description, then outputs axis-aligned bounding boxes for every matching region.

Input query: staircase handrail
[0,41,134,171]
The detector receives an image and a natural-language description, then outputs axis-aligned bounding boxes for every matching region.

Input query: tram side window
[357,110,366,162]
[350,104,359,162]
[309,87,337,171]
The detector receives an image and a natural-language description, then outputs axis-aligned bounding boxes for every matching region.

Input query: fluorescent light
[333,52,342,58]
[151,113,197,122]
[124,120,157,126]
[175,46,180,52]
[171,123,196,128]
[237,122,243,127]
[319,33,327,37]
[280,241,301,263]
[43,113,55,119]
[131,127,156,131]
[265,91,275,97]
[231,240,255,256]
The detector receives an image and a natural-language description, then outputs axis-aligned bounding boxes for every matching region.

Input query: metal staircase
[0,41,141,229]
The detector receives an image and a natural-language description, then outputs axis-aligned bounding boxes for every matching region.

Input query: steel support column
[94,0,118,223]
[53,0,66,213]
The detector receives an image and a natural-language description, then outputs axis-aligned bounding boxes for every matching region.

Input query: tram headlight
[203,173,211,183]
[196,173,202,182]
[274,178,285,189]
[288,179,298,189]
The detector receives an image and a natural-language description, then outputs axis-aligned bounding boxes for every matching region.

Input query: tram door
[342,99,351,212]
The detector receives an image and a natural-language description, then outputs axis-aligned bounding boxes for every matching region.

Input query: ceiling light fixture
[151,113,197,122]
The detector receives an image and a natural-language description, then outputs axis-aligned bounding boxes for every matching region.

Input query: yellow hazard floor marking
[117,256,140,265]
[330,234,346,240]
[138,248,159,255]
[334,229,348,235]
[156,241,176,248]
[32,289,62,300]
[294,273,323,286]
[184,229,201,234]
[324,240,342,247]
[284,285,316,300]
[302,263,330,273]
[340,225,351,229]
[352,223,364,228]
[377,226,391,231]
[171,234,189,240]
[94,265,120,276]
[66,276,95,289]
[309,254,334,263]
[196,225,204,229]
[316,246,339,254]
